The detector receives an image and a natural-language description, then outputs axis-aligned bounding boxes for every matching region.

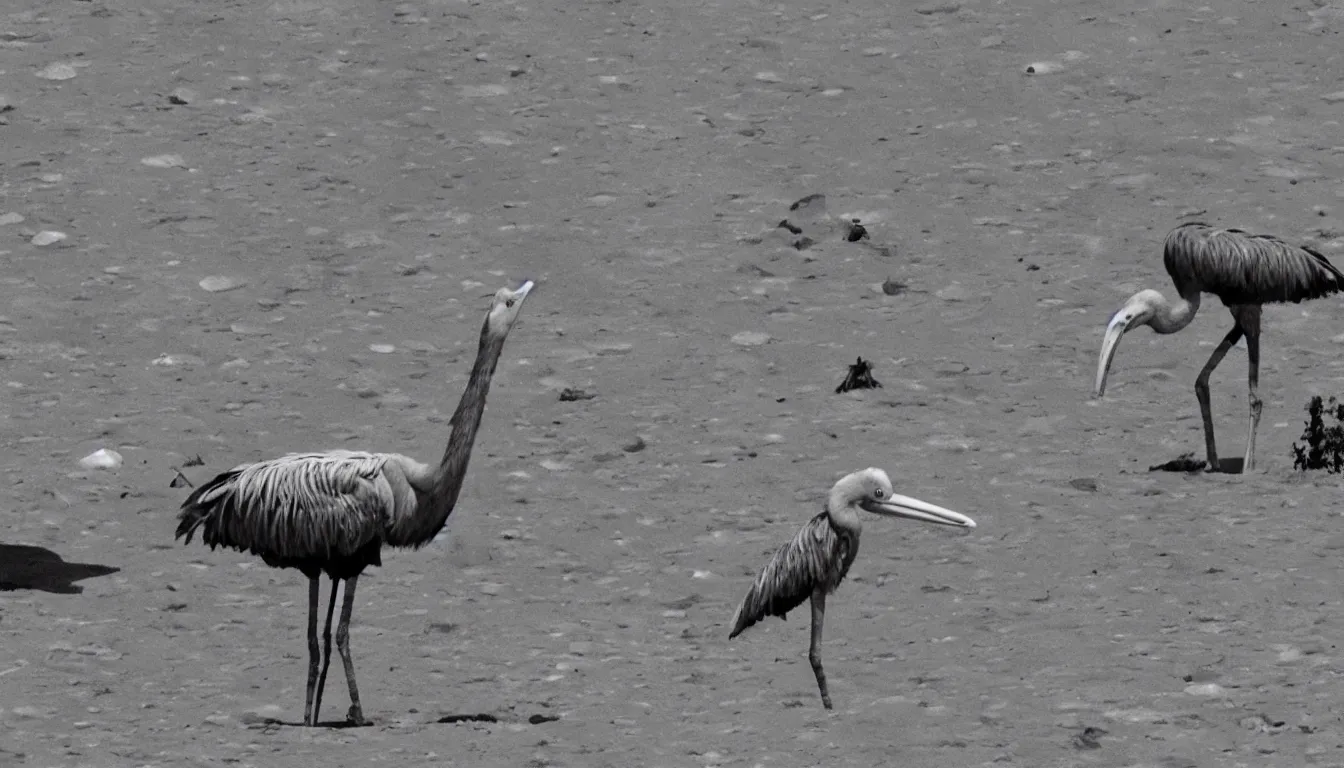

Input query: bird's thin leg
[1240,308,1263,472]
[302,576,321,727]
[1194,324,1244,471]
[311,576,341,727]
[808,590,832,710]
[336,574,369,726]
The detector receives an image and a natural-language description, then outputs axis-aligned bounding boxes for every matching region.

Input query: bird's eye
[874,488,884,498]
[505,299,515,308]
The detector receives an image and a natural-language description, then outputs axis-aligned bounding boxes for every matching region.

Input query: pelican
[1096,222,1344,472]
[728,468,975,709]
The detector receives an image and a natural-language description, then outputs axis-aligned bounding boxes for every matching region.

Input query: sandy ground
[4,0,1344,766]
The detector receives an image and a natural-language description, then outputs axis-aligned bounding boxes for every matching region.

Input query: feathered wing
[1164,222,1344,305]
[175,450,421,567]
[728,512,851,639]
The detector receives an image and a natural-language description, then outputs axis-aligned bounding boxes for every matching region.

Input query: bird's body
[728,468,975,710]
[175,280,535,727]
[177,450,435,578]
[729,510,857,639]
[1096,223,1344,473]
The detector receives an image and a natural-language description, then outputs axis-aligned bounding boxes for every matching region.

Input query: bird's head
[831,468,976,528]
[482,280,535,340]
[1094,288,1163,397]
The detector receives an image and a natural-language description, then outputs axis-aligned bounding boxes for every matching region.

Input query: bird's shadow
[247,712,559,729]
[1148,454,1244,475]
[250,717,375,729]
[0,543,119,594]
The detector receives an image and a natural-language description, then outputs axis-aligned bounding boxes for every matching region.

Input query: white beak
[862,494,976,528]
[1094,314,1129,397]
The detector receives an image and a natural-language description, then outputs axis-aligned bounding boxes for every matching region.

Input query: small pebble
[731,331,771,346]
[168,87,196,105]
[881,278,907,296]
[79,449,123,470]
[369,344,396,354]
[35,63,77,81]
[0,212,24,226]
[31,231,66,246]
[199,276,246,292]
[141,154,187,169]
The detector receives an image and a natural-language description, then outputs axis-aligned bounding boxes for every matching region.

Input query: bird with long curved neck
[1095,222,1344,473]
[176,280,534,727]
[728,468,975,710]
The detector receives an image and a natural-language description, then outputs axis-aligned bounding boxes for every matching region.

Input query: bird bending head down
[835,467,977,528]
[1094,288,1183,398]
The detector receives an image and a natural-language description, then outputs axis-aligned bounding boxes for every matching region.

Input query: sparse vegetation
[1291,396,1344,472]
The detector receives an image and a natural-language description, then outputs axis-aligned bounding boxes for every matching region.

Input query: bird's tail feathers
[175,468,242,544]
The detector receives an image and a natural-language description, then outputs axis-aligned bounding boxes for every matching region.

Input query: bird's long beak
[515,279,535,299]
[862,495,976,528]
[1094,313,1129,398]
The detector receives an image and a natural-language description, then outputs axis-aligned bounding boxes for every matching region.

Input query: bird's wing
[729,512,835,638]
[175,450,404,562]
[1164,222,1344,305]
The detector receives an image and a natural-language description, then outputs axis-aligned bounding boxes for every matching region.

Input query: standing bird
[175,280,534,727]
[728,468,975,710]
[1095,222,1344,473]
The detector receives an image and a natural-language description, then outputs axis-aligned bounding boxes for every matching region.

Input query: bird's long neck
[1150,289,1200,334]
[423,323,508,526]
[825,486,862,535]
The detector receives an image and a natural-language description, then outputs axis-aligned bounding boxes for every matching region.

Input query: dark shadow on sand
[1149,454,1244,475]
[0,543,120,594]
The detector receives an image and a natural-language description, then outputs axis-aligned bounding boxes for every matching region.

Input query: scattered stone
[141,154,187,169]
[623,437,646,453]
[844,219,869,242]
[198,276,246,292]
[1068,478,1098,492]
[1071,726,1106,750]
[438,713,498,724]
[1184,682,1226,696]
[836,357,882,393]
[528,714,560,724]
[881,278,907,296]
[79,449,123,470]
[754,71,782,83]
[730,331,771,346]
[1321,91,1344,104]
[30,231,66,246]
[0,212,23,226]
[168,87,196,105]
[559,388,595,402]
[35,63,78,81]
[369,344,396,354]
[935,283,969,301]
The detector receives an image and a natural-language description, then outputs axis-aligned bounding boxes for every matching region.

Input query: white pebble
[31,231,66,246]
[369,344,396,354]
[731,331,771,346]
[141,154,188,169]
[1184,683,1226,696]
[35,63,78,81]
[199,276,246,292]
[0,212,24,226]
[79,449,123,470]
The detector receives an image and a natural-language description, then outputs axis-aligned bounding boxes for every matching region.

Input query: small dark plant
[1291,395,1344,472]
[836,357,882,394]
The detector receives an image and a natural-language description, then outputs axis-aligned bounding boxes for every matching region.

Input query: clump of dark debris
[1292,395,1344,473]
[1149,453,1206,473]
[559,388,596,402]
[836,357,882,394]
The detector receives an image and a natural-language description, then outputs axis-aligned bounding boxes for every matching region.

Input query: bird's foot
[346,706,370,727]
[820,696,833,710]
